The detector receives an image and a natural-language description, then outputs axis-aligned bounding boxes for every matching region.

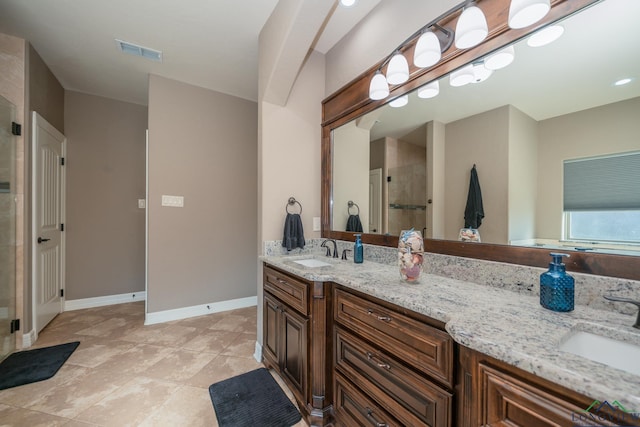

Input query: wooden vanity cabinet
[333,286,455,427]
[262,264,333,426]
[457,345,640,427]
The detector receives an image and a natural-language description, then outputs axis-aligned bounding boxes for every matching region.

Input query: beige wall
[427,121,445,239]
[508,106,537,243]
[64,91,146,300]
[445,106,510,243]
[148,75,257,313]
[28,45,64,134]
[536,97,640,239]
[0,33,25,347]
[333,121,370,233]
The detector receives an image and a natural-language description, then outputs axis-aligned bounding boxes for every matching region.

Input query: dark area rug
[209,367,302,427]
[0,341,80,390]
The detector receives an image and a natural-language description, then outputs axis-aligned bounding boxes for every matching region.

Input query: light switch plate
[162,195,184,207]
[138,199,146,209]
[313,217,321,231]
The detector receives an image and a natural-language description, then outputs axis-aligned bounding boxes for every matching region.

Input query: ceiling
[363,0,640,143]
[0,0,379,106]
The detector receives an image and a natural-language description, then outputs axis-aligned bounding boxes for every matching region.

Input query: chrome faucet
[321,239,338,258]
[604,295,640,329]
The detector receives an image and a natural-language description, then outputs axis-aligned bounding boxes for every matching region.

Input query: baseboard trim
[254,341,262,363]
[144,296,257,325]
[22,329,37,348]
[64,291,146,311]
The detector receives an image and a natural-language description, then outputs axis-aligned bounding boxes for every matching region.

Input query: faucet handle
[341,249,352,260]
[604,295,640,329]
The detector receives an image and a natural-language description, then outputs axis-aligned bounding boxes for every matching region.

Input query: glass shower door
[0,95,16,359]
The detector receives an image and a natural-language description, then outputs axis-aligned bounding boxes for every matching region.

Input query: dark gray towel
[464,165,484,229]
[346,214,363,232]
[282,213,305,251]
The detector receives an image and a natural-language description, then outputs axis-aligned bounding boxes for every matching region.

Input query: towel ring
[348,200,360,215]
[286,197,302,214]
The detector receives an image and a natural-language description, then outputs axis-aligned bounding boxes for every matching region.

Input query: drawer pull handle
[366,352,391,370]
[367,308,391,322]
[366,408,388,427]
[276,278,289,285]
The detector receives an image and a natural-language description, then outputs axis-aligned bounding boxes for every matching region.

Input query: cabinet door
[263,293,281,366]
[281,307,308,402]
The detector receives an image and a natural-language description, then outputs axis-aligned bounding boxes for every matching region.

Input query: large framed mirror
[321,0,640,280]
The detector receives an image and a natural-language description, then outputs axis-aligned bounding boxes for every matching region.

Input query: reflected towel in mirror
[346,214,363,232]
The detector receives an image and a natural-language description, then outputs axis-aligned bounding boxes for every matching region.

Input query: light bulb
[386,53,410,85]
[450,64,475,87]
[455,4,488,49]
[339,0,357,7]
[389,95,408,108]
[418,81,440,99]
[484,45,515,70]
[527,25,564,47]
[369,71,389,100]
[414,31,441,68]
[508,0,550,29]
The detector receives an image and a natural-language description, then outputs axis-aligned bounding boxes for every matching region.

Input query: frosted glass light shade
[450,64,475,87]
[471,63,493,83]
[386,53,410,85]
[455,5,488,49]
[339,0,357,7]
[369,71,389,100]
[527,25,564,47]
[418,81,440,99]
[414,31,441,68]
[484,45,515,70]
[508,0,550,29]
[389,95,408,108]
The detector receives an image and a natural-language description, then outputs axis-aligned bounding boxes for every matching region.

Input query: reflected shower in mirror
[330,0,640,255]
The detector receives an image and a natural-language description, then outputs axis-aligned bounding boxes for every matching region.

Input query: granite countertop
[260,253,640,408]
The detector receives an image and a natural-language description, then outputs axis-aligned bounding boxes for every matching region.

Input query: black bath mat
[0,341,80,390]
[209,368,302,427]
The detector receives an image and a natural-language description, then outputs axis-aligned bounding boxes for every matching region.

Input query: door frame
[31,111,66,340]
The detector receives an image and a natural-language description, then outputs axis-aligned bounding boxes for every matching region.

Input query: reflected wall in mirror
[330,0,640,256]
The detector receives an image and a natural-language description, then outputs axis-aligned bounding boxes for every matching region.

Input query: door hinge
[387,176,392,182]
[60,157,65,166]
[60,289,64,298]
[61,223,64,231]
[11,122,21,136]
[10,319,20,334]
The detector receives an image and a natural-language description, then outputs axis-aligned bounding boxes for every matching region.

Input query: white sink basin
[559,331,640,376]
[292,258,332,268]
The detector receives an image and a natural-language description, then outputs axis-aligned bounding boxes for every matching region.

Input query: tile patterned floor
[0,301,307,426]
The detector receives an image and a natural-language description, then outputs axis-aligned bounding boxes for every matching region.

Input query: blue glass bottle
[540,253,574,312]
[354,234,363,264]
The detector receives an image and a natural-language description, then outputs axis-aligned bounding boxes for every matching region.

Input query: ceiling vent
[115,39,162,62]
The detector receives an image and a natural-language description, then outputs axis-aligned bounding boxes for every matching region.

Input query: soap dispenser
[540,253,574,312]
[354,234,363,264]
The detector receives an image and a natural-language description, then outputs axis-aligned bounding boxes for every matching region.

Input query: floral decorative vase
[398,229,424,282]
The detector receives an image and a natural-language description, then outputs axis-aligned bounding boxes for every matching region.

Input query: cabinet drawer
[336,327,452,427]
[334,288,453,387]
[479,363,616,427]
[264,266,309,315]
[334,372,401,427]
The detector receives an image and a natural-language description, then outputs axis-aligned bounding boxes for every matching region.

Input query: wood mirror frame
[321,0,640,281]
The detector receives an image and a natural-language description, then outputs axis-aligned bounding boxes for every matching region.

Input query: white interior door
[369,168,382,234]
[32,112,65,334]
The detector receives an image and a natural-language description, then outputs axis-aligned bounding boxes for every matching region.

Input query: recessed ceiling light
[527,25,564,47]
[339,0,357,7]
[115,39,162,62]
[614,78,633,86]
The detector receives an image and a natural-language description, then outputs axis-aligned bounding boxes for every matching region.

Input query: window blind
[563,151,640,211]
